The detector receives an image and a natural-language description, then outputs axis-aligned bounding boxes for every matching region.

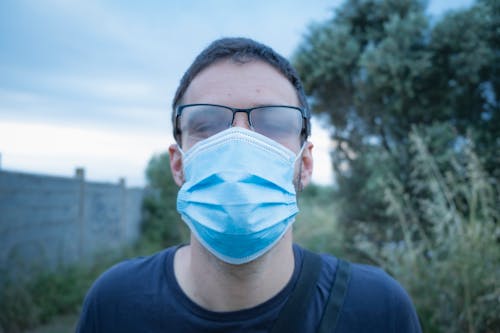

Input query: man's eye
[257,122,290,136]
[188,119,209,132]
[185,117,226,138]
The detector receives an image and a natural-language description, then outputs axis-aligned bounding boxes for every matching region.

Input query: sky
[0,0,475,187]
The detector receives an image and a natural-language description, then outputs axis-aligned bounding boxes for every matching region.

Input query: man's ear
[299,141,314,189]
[169,144,184,186]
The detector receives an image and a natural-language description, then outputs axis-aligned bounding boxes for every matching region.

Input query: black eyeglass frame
[173,103,310,144]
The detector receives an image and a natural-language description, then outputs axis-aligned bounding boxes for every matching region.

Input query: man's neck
[173,231,295,312]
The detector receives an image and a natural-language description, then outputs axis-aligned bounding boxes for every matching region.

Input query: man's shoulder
[298,247,408,304]
[317,252,421,332]
[76,246,180,332]
[293,246,410,299]
[318,252,407,297]
[86,246,175,299]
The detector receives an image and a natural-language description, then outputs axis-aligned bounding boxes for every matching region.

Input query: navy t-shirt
[77,244,421,332]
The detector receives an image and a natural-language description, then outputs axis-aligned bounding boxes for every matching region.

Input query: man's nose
[231,112,252,130]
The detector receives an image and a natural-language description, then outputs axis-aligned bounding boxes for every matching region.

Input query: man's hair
[171,37,311,144]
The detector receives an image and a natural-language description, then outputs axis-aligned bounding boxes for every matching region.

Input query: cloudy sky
[0,0,474,186]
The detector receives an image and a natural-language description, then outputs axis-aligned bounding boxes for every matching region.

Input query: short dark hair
[171,37,311,144]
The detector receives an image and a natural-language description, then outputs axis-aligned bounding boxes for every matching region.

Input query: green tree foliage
[293,0,499,239]
[141,152,188,248]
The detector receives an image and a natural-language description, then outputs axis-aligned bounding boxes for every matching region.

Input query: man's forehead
[181,59,300,107]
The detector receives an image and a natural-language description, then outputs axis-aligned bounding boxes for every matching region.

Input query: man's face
[169,59,313,188]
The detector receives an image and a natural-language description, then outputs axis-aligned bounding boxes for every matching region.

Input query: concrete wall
[0,169,144,278]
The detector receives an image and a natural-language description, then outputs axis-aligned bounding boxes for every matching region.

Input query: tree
[141,152,188,248]
[293,0,499,239]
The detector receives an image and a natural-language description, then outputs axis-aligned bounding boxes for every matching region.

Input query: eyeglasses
[174,104,308,145]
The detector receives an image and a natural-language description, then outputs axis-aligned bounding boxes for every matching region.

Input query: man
[77,37,421,332]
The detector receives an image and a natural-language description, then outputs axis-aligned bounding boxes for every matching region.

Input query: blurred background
[1,0,498,332]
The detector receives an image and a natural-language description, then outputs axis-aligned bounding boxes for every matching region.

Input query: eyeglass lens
[179,105,302,144]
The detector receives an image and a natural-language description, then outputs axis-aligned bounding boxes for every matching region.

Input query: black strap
[317,259,351,333]
[270,248,322,333]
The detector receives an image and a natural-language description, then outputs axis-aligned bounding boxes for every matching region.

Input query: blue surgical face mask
[177,127,304,265]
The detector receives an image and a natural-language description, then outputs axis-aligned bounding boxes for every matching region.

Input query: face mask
[177,127,304,265]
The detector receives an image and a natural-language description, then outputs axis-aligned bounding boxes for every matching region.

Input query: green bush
[141,152,188,248]
[0,280,39,333]
[0,248,139,332]
[295,184,345,257]
[355,127,500,332]
[0,263,104,332]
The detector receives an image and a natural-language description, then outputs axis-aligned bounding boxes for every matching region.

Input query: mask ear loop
[294,142,307,162]
[177,144,186,158]
[178,144,190,183]
[294,142,307,192]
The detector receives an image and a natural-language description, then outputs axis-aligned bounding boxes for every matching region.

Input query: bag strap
[270,248,322,333]
[316,258,351,333]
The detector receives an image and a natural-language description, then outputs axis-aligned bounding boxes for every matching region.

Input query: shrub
[0,250,127,332]
[295,184,345,257]
[141,152,188,248]
[355,126,500,332]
